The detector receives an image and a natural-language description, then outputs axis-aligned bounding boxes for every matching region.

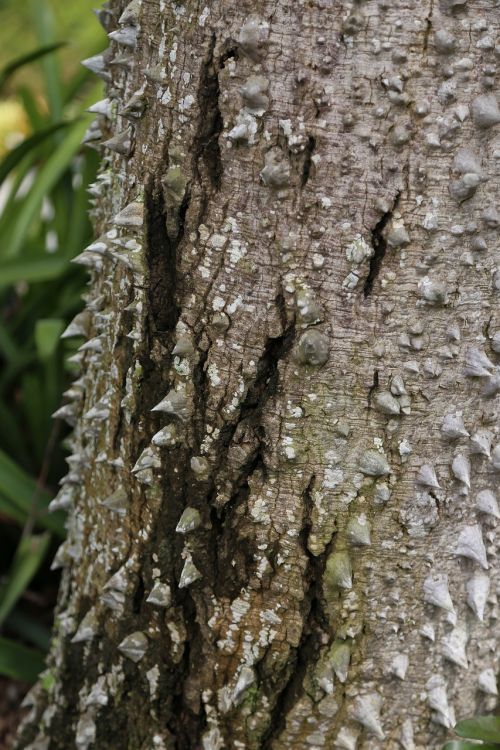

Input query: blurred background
[0,0,104,744]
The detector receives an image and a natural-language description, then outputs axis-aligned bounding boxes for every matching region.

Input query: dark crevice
[219,440,265,526]
[239,316,296,423]
[363,191,401,298]
[151,293,296,743]
[219,45,238,68]
[192,344,209,446]
[166,601,203,750]
[300,135,316,187]
[213,306,296,463]
[176,186,191,246]
[144,179,182,339]
[207,302,296,599]
[423,15,432,52]
[367,369,379,409]
[429,489,441,516]
[131,574,145,615]
[261,475,330,749]
[423,0,434,52]
[153,451,206,748]
[112,331,134,451]
[209,447,264,599]
[193,33,223,191]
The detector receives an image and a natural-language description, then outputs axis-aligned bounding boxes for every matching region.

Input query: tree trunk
[16,0,500,748]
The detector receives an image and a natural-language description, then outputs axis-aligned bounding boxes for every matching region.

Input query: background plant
[0,0,104,685]
[444,715,500,749]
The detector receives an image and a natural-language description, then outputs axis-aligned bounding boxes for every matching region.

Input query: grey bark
[16,0,500,748]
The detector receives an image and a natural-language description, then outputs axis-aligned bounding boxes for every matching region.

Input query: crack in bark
[261,475,331,750]
[363,191,401,298]
[367,368,379,409]
[193,32,223,193]
[213,295,296,471]
[166,597,204,750]
[423,0,434,52]
[219,44,238,69]
[209,445,265,598]
[153,298,297,745]
[301,135,316,187]
[192,343,210,447]
[207,308,297,599]
[145,177,184,339]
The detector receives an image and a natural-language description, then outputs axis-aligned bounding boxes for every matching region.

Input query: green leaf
[17,85,46,131]
[0,319,20,363]
[0,256,68,286]
[35,319,64,361]
[0,636,45,682]
[0,448,47,509]
[0,42,66,90]
[0,448,64,537]
[0,121,72,185]
[30,0,63,122]
[4,610,51,651]
[0,533,50,627]
[0,493,26,525]
[1,115,92,260]
[443,743,500,750]
[455,717,500,743]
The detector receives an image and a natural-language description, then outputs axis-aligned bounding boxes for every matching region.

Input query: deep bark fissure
[423,0,434,52]
[300,135,316,188]
[219,44,238,69]
[147,450,207,748]
[112,317,136,452]
[144,179,182,339]
[166,600,204,750]
[363,191,401,298]
[219,439,266,527]
[132,573,145,615]
[151,300,297,742]
[367,368,379,409]
[261,474,331,749]
[240,326,296,424]
[210,300,296,483]
[206,310,297,597]
[209,448,265,599]
[193,32,224,192]
[192,343,210,447]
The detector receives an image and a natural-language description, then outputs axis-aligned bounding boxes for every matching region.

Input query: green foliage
[0,0,104,683]
[0,533,51,627]
[444,716,500,749]
[0,636,45,683]
[0,42,66,90]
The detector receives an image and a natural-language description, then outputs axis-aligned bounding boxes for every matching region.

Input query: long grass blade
[1,115,92,259]
[0,533,50,626]
[4,610,52,651]
[0,121,72,185]
[0,449,64,536]
[0,43,66,90]
[0,494,26,525]
[0,636,45,682]
[29,1,63,123]
[0,256,69,285]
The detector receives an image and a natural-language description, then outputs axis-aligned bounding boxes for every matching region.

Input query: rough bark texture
[16,1,500,749]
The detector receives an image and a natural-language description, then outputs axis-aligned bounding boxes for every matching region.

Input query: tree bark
[16,0,500,748]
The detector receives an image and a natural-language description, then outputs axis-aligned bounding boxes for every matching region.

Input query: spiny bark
[17,1,500,749]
